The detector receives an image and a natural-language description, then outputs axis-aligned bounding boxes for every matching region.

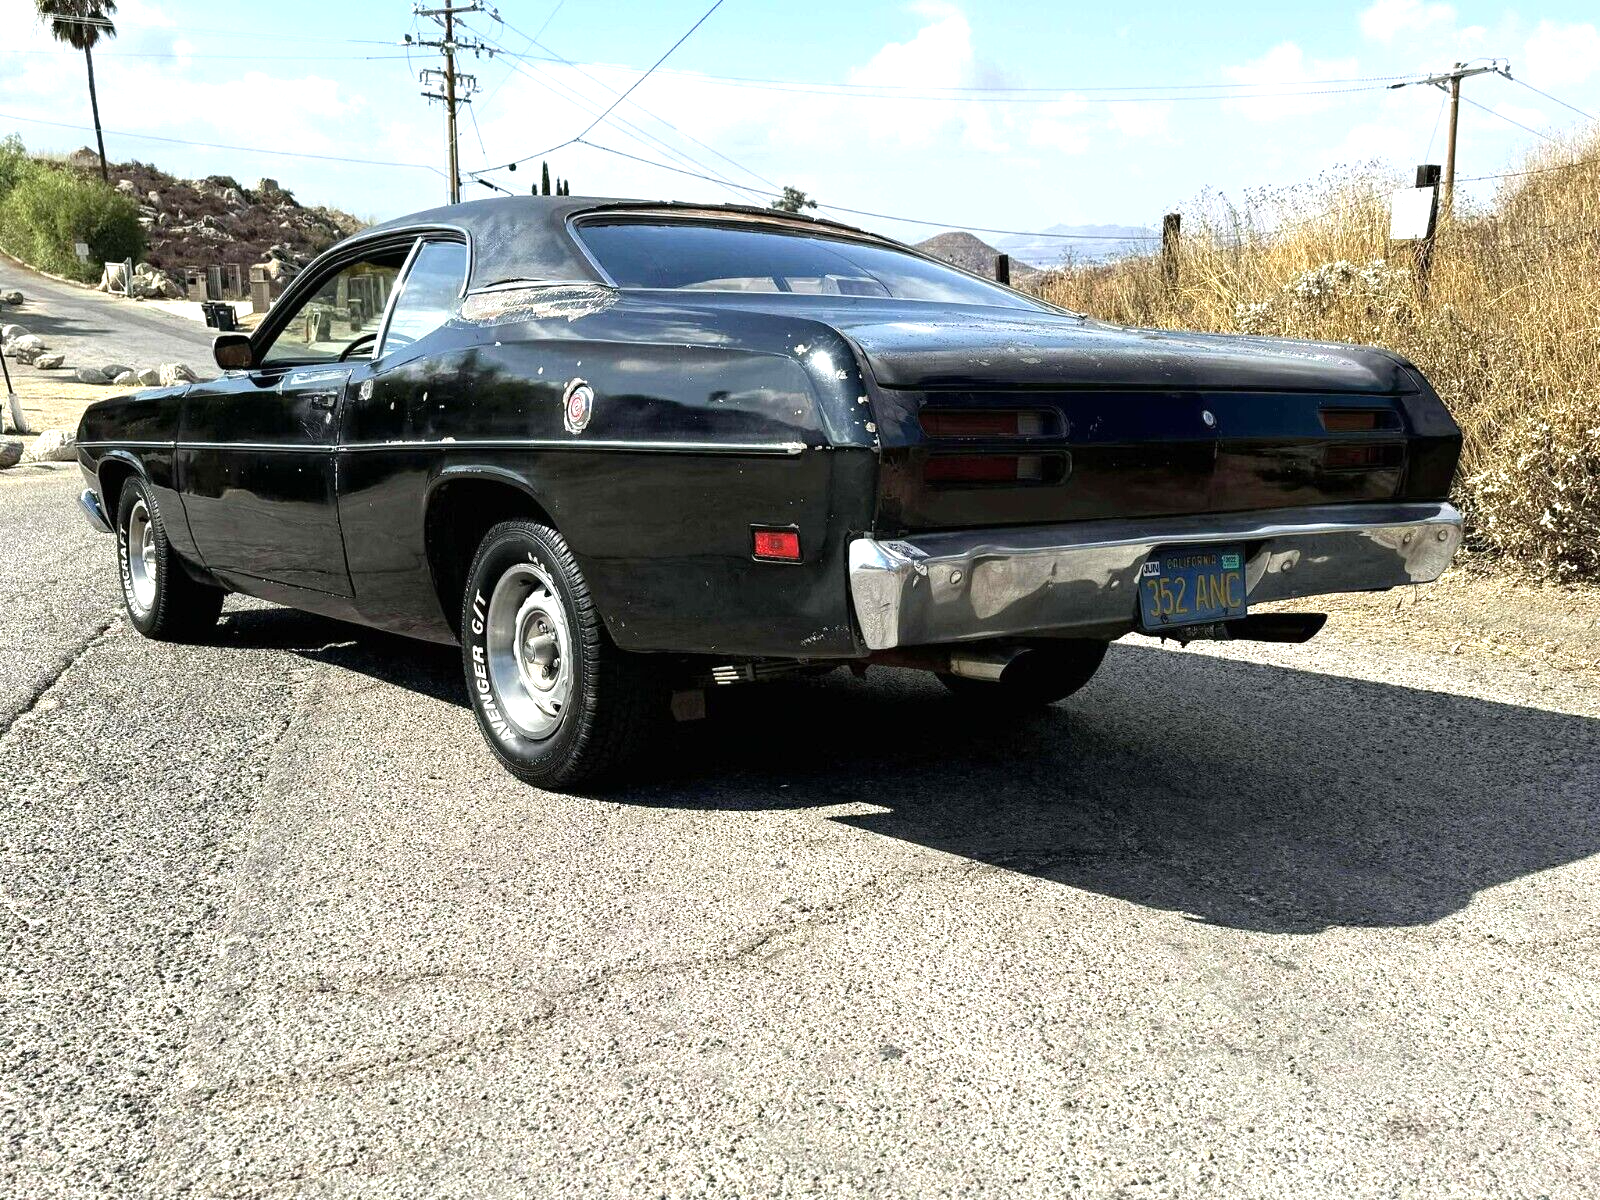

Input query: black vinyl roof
[354,195,902,291]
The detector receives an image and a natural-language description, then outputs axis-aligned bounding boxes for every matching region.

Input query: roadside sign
[73,241,90,261]
[1390,186,1437,241]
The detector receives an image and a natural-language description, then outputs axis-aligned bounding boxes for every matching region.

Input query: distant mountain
[995,224,1156,269]
[915,231,1040,282]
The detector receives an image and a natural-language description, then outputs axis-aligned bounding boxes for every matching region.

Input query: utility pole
[410,2,498,203]
[1389,61,1511,219]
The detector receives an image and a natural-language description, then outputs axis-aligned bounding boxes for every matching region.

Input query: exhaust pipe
[947,646,1036,682]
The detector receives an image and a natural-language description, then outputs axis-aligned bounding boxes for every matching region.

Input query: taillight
[1323,443,1404,470]
[1320,408,1401,432]
[924,454,1061,485]
[920,409,1055,438]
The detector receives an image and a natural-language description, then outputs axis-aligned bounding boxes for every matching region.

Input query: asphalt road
[4,468,1598,1198]
[0,255,216,374]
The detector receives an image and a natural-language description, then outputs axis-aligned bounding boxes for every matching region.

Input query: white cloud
[1222,42,1362,121]
[1522,20,1600,88]
[1359,0,1456,45]
[1027,97,1091,154]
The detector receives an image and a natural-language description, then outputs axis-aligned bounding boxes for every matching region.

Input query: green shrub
[0,157,144,282]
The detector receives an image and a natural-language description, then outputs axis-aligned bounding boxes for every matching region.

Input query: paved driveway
[0,256,215,375]
[3,469,1597,1198]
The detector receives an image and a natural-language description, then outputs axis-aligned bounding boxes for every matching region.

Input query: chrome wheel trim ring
[484,561,573,740]
[125,499,157,613]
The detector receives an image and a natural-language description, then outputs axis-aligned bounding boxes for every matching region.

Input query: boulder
[0,290,21,305]
[1,323,26,341]
[21,428,77,463]
[158,362,198,386]
[0,439,22,469]
[223,187,245,207]
[116,179,137,195]
[32,352,65,370]
[8,334,46,362]
[76,366,111,384]
[102,363,131,378]
[112,370,138,386]
[136,367,161,386]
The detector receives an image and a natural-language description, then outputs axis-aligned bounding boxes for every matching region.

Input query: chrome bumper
[848,502,1463,650]
[79,488,113,535]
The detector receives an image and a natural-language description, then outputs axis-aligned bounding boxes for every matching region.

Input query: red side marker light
[752,528,801,561]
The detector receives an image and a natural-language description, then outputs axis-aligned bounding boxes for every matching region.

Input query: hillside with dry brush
[1030,134,1600,582]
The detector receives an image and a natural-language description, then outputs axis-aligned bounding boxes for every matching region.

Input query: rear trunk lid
[837,310,1461,533]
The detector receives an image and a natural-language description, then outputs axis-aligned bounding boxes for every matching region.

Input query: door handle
[308,391,339,410]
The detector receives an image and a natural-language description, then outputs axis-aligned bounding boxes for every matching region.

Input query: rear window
[575,220,1044,310]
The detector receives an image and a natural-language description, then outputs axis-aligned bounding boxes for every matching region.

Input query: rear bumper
[79,487,113,535]
[848,502,1463,650]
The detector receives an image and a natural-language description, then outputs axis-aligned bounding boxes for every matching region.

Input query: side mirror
[213,332,256,371]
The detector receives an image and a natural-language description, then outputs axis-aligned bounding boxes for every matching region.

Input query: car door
[178,241,416,597]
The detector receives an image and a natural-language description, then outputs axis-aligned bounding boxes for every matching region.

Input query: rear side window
[576,220,1043,310]
[381,240,468,356]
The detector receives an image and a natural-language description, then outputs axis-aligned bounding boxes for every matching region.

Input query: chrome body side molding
[848,502,1464,651]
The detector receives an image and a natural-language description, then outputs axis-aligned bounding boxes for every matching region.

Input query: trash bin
[214,304,238,332]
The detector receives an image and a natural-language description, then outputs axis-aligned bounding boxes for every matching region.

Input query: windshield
[575,219,1045,310]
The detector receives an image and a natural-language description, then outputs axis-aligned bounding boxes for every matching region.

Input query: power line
[496,18,780,191]
[19,13,398,44]
[568,0,726,144]
[0,48,414,61]
[456,28,755,202]
[459,19,768,201]
[0,109,442,172]
[573,139,1162,240]
[467,0,728,177]
[1461,94,1557,143]
[1508,76,1597,122]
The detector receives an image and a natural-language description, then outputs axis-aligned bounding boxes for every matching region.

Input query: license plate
[1138,545,1247,630]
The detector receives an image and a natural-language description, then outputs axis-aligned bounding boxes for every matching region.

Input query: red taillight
[751,528,801,561]
[920,409,1052,438]
[1323,443,1403,470]
[1320,408,1399,432]
[924,454,1046,484]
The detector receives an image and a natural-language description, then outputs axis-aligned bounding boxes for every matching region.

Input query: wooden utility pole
[1412,163,1442,298]
[1388,61,1510,220]
[413,2,493,204]
[1161,213,1181,287]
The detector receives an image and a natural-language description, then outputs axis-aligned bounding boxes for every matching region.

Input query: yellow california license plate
[1138,546,1247,629]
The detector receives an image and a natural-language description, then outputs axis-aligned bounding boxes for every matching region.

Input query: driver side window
[261,252,408,366]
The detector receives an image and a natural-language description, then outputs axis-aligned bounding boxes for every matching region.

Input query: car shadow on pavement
[632,644,1600,935]
[209,606,1600,935]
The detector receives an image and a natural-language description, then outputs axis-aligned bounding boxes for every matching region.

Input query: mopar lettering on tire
[115,478,224,641]
[460,521,659,789]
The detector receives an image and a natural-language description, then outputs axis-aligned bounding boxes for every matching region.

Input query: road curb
[0,246,99,292]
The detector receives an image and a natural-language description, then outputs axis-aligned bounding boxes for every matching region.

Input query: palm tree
[35,1,117,183]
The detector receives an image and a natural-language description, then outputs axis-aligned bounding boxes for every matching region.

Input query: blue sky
[3,0,1598,246]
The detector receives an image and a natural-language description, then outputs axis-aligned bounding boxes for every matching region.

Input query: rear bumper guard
[848,502,1463,650]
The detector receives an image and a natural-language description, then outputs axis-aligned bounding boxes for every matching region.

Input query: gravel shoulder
[3,470,1597,1199]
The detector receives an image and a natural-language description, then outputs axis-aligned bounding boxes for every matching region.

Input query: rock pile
[0,322,196,386]
[85,154,362,277]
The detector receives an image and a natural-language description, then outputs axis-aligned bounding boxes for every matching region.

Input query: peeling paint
[460,284,618,326]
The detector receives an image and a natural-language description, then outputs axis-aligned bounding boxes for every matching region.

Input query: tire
[116,477,224,641]
[938,641,1109,709]
[460,521,658,790]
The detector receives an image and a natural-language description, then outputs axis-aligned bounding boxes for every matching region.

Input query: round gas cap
[1201,409,1217,428]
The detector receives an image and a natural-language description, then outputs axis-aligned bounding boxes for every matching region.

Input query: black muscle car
[76,197,1463,787]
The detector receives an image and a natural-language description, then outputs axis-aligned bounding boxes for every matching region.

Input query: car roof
[351,195,907,291]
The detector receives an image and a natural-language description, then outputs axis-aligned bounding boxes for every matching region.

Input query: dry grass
[1032,136,1600,582]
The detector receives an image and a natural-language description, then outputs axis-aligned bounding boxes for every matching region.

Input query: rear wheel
[938,641,1109,709]
[116,478,223,640]
[461,521,659,790]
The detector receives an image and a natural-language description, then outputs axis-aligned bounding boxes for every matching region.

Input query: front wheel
[938,641,1109,709]
[116,478,223,640]
[460,521,658,790]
